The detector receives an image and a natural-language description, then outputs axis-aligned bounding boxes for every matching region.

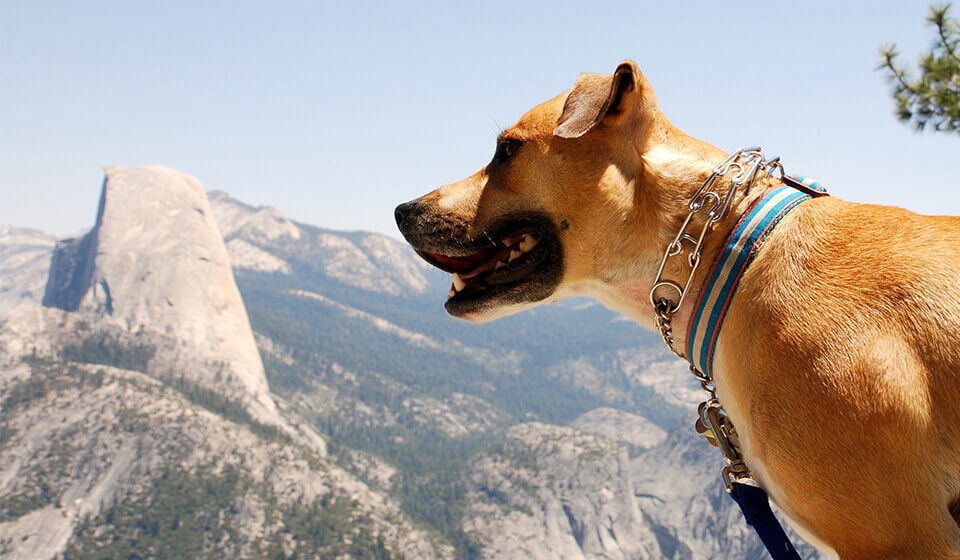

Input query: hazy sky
[2,1,958,239]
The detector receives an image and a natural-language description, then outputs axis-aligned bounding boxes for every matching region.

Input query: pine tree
[879,4,960,134]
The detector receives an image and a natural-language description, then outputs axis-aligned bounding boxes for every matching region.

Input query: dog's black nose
[395,201,416,231]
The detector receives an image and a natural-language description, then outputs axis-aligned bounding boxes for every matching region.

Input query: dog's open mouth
[421,231,542,298]
[410,216,563,317]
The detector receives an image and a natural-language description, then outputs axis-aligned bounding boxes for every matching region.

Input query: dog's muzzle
[394,199,564,319]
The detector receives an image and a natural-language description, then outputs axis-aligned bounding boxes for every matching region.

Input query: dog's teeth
[495,260,508,270]
[502,235,522,247]
[519,235,538,253]
[508,250,522,262]
[448,288,456,298]
[452,273,466,292]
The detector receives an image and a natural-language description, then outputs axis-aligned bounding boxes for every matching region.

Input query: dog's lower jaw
[444,271,564,322]
[449,297,551,323]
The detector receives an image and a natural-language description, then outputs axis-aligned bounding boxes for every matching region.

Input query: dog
[394,61,960,560]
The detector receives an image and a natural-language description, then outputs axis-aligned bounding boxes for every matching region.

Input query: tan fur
[395,61,960,559]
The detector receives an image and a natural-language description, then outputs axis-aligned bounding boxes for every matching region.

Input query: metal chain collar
[649,148,784,318]
[650,147,785,492]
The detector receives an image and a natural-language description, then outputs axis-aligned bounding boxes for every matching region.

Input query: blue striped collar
[684,178,825,378]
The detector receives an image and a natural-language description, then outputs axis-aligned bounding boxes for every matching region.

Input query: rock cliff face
[630,421,823,560]
[464,422,662,559]
[42,166,277,423]
[572,407,667,451]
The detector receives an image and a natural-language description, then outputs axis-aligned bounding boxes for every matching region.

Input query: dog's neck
[577,143,782,353]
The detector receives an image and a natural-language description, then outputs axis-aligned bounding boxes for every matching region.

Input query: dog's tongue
[421,250,488,273]
[460,246,513,279]
[421,247,511,278]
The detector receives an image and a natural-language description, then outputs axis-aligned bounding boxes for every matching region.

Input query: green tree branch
[879,4,960,134]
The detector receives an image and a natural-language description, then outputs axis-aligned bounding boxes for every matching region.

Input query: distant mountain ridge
[209,190,432,297]
[0,226,56,316]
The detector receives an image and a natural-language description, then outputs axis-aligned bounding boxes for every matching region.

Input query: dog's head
[395,61,720,322]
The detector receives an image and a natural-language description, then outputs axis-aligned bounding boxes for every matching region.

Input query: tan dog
[394,61,960,560]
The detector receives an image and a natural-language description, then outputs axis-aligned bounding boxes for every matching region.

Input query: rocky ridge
[0,359,447,559]
[208,190,431,296]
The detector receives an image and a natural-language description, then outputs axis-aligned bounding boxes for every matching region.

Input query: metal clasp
[699,400,741,462]
[698,398,751,493]
[722,462,752,493]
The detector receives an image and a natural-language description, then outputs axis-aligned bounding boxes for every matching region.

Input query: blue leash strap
[729,482,803,560]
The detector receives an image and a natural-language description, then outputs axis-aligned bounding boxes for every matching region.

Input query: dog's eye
[493,138,523,165]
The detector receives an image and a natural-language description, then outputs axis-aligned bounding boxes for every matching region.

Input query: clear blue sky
[2,0,958,238]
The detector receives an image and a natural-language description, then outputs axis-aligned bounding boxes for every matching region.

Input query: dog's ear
[554,61,644,139]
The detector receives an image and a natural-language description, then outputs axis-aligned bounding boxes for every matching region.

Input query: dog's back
[718,196,960,558]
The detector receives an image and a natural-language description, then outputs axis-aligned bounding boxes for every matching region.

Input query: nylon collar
[685,176,827,378]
